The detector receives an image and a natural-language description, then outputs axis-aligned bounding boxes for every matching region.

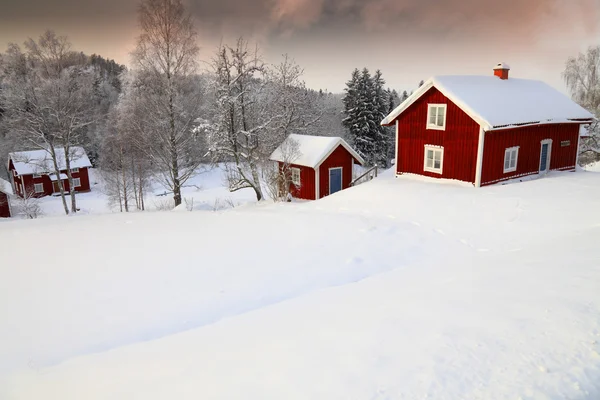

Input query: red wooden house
[381,64,595,187]
[0,178,12,218]
[8,147,92,198]
[270,134,365,200]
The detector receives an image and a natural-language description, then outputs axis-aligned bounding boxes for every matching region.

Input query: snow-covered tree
[132,0,205,207]
[563,46,600,165]
[1,31,95,215]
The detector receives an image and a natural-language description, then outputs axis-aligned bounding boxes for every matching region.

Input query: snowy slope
[1,169,600,399]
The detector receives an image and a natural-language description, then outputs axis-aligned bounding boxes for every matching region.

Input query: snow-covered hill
[1,169,599,399]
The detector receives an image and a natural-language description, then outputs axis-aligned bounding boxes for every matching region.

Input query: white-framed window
[424,145,444,174]
[427,104,447,130]
[33,173,42,178]
[13,170,17,177]
[291,168,301,186]
[72,167,79,173]
[34,183,44,194]
[503,146,519,173]
[72,178,81,188]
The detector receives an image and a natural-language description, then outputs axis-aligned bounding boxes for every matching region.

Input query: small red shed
[8,147,92,198]
[381,64,595,186]
[0,178,12,218]
[270,134,365,200]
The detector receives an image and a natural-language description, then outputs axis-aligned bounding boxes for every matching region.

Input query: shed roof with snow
[0,178,13,195]
[9,147,92,175]
[270,134,365,168]
[381,76,595,130]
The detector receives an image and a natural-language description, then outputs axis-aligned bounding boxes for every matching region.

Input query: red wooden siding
[481,124,579,186]
[10,164,91,198]
[279,163,316,200]
[0,192,10,218]
[395,87,480,183]
[318,145,356,199]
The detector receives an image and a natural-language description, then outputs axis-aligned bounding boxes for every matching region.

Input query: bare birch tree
[132,0,204,207]
[1,31,95,215]
[563,46,600,165]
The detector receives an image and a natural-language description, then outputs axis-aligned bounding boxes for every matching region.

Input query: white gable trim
[381,79,492,130]
[315,168,320,200]
[381,78,594,131]
[313,139,365,170]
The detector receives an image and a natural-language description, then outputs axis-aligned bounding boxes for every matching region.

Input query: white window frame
[13,170,17,177]
[72,178,81,188]
[328,167,343,195]
[72,167,79,173]
[539,139,553,173]
[426,104,447,131]
[34,183,44,194]
[423,145,444,174]
[33,173,42,178]
[291,168,301,186]
[503,146,519,173]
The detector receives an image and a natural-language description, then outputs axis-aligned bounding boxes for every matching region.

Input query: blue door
[329,168,342,195]
[540,143,549,172]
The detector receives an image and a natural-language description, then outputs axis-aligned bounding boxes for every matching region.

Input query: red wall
[280,163,316,200]
[481,124,579,185]
[318,145,356,199]
[9,161,91,198]
[395,87,481,183]
[0,192,10,218]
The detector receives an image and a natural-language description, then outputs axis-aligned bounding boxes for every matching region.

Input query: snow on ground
[23,165,258,217]
[1,169,600,399]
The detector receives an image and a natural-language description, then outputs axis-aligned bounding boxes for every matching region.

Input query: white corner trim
[475,127,486,187]
[315,167,320,200]
[426,104,447,131]
[394,120,399,173]
[575,127,582,168]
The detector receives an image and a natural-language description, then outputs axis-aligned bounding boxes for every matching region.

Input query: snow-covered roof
[382,75,595,131]
[9,147,92,176]
[50,173,69,181]
[0,178,13,195]
[270,134,365,168]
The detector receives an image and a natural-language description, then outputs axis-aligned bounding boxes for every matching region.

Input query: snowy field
[1,168,600,399]
[22,165,259,217]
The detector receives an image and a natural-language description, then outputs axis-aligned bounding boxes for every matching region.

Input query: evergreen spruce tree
[401,90,409,102]
[342,68,361,152]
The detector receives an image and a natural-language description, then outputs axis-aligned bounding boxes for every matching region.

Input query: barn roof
[270,134,365,168]
[9,147,92,176]
[0,178,13,195]
[381,75,595,131]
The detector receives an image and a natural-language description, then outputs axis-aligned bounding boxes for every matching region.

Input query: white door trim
[539,139,553,174]
[328,167,343,195]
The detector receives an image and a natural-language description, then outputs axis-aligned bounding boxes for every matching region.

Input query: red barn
[270,134,365,200]
[381,64,595,187]
[8,147,92,198]
[0,178,12,218]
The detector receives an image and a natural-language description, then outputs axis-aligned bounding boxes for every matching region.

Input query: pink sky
[0,0,598,93]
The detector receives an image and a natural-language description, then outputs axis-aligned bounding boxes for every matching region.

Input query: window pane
[434,159,441,169]
[505,159,510,170]
[429,110,437,125]
[434,151,441,162]
[511,151,517,168]
[436,107,445,126]
[427,150,434,160]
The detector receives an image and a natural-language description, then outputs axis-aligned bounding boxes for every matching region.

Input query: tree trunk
[63,145,78,214]
[250,162,263,201]
[169,91,182,207]
[49,146,69,215]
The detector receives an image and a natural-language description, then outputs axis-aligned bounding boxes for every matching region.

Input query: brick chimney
[493,63,510,80]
